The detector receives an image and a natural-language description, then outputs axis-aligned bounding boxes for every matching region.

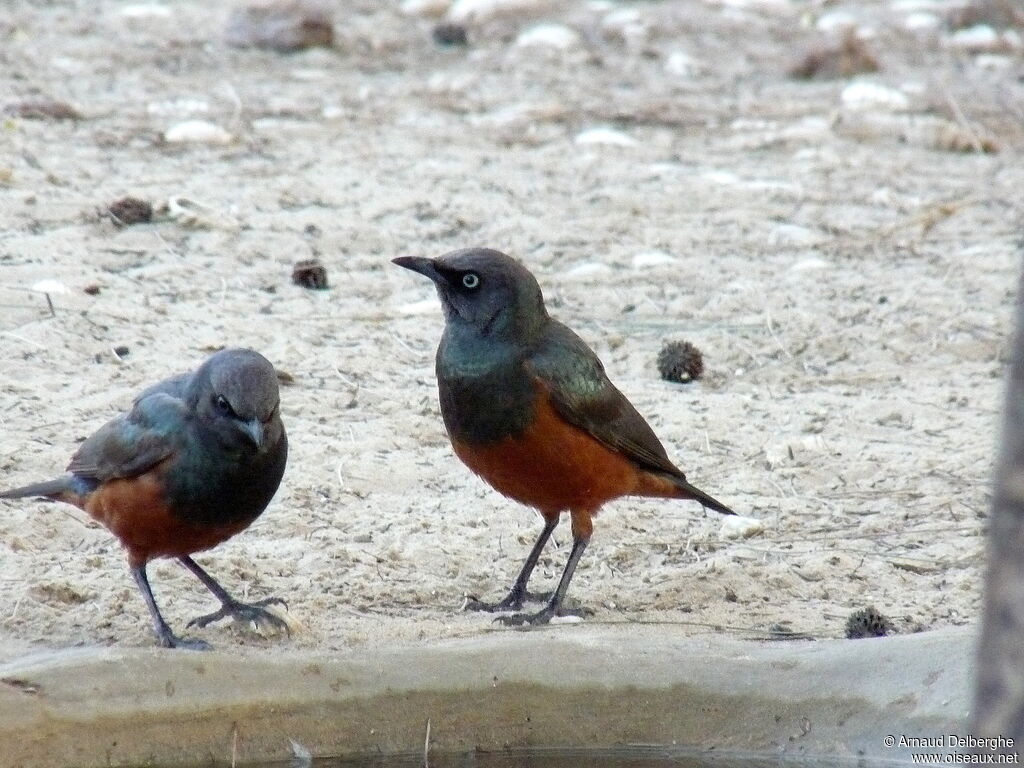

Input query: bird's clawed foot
[496,604,595,627]
[187,597,290,636]
[154,626,212,651]
[463,589,551,613]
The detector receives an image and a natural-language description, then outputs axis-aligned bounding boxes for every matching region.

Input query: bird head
[393,248,548,341]
[189,348,283,453]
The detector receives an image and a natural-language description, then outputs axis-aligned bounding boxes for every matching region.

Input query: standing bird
[394,248,737,626]
[0,348,289,649]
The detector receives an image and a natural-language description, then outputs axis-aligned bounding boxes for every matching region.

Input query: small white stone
[902,12,941,32]
[31,279,70,295]
[447,0,552,24]
[147,99,210,116]
[719,516,764,540]
[164,120,233,144]
[321,105,345,119]
[549,614,584,624]
[601,7,647,44]
[632,251,677,268]
[701,170,740,185]
[974,54,1013,70]
[790,257,828,272]
[120,4,171,18]
[815,10,857,33]
[840,81,910,112]
[398,299,438,315]
[664,50,701,77]
[515,23,580,50]
[891,0,941,11]
[602,7,641,28]
[768,223,823,247]
[400,0,450,17]
[290,68,330,82]
[870,186,896,205]
[564,262,612,278]
[574,127,636,147]
[944,24,999,51]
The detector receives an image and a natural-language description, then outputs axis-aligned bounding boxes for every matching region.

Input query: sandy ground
[0,0,1020,657]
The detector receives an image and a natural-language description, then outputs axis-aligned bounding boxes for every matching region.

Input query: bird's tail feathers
[0,477,77,502]
[671,476,736,516]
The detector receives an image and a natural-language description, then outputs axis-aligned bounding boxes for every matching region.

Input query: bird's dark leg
[178,556,290,636]
[499,535,593,626]
[465,516,559,613]
[130,564,211,651]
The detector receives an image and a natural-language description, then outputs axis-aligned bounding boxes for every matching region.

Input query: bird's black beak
[241,419,264,449]
[392,256,443,284]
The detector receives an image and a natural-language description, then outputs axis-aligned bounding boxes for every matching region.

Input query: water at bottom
[258,747,852,768]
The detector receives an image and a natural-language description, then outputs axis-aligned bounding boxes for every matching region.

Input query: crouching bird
[0,348,288,649]
[394,248,736,626]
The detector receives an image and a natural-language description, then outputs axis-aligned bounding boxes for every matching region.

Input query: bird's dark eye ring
[462,273,480,289]
[215,395,233,415]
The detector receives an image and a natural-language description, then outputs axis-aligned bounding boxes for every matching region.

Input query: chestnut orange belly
[82,463,253,567]
[450,392,678,516]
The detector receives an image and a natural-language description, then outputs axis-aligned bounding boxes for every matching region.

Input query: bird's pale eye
[462,272,480,289]
[215,395,235,416]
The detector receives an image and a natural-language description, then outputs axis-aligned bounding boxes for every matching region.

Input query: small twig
[423,718,431,768]
[938,82,986,154]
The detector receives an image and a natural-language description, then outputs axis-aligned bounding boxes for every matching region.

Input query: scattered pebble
[113,345,131,359]
[657,340,704,384]
[903,12,942,32]
[664,50,702,77]
[292,258,329,289]
[719,515,765,540]
[147,99,210,116]
[632,251,677,268]
[839,81,910,112]
[119,4,172,19]
[789,32,880,80]
[563,262,611,278]
[814,10,858,34]
[943,24,1021,53]
[574,127,637,147]
[31,279,70,296]
[845,606,894,639]
[601,7,648,46]
[398,299,439,315]
[447,0,553,24]
[4,99,82,121]
[974,53,1014,69]
[83,284,102,296]
[433,23,468,46]
[225,0,334,52]
[163,120,234,145]
[515,23,580,50]
[401,0,451,17]
[768,223,824,247]
[161,196,241,229]
[790,257,829,272]
[106,197,153,227]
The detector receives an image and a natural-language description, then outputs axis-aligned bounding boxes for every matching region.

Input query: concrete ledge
[0,625,973,767]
